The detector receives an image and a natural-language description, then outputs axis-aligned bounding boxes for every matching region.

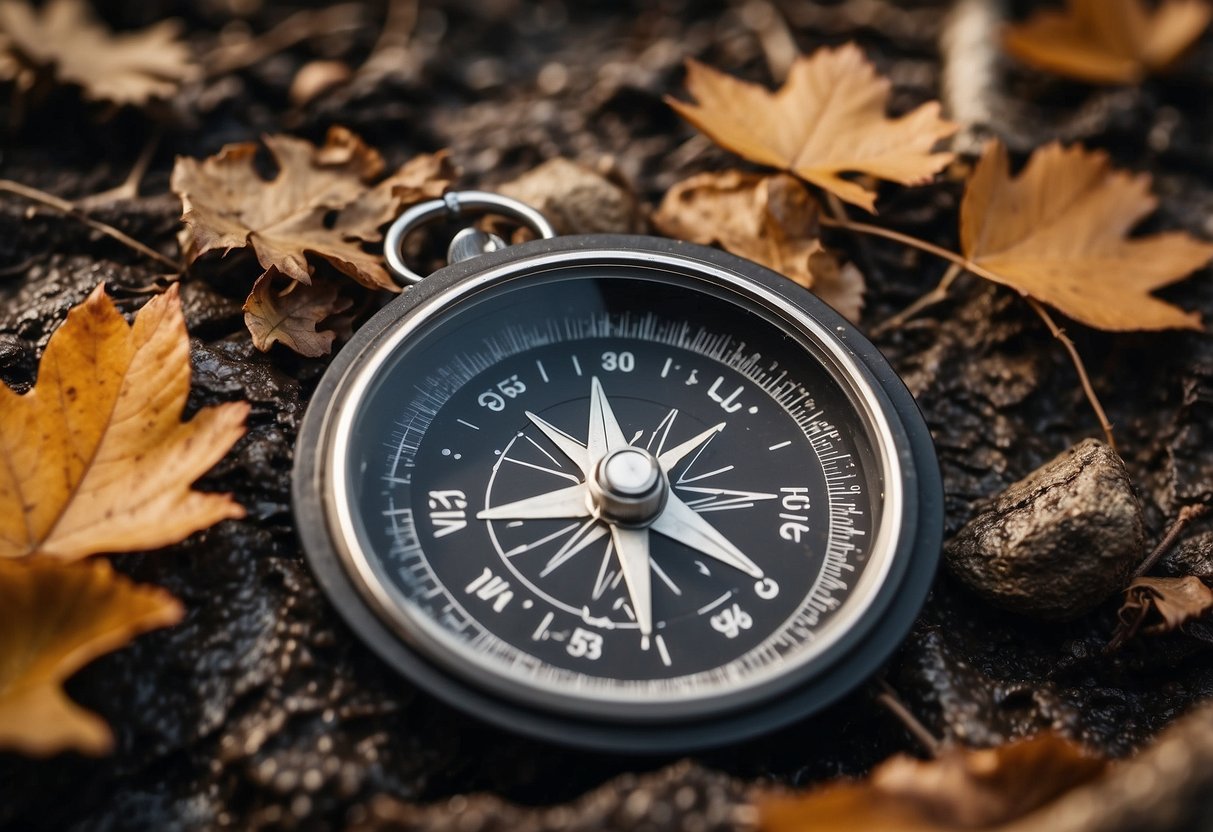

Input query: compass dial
[297,241,940,747]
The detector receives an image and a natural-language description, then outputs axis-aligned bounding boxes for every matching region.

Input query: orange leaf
[0,284,248,561]
[665,44,958,212]
[759,734,1107,831]
[1004,0,1211,84]
[0,557,183,756]
[960,140,1213,331]
[0,0,196,106]
[171,127,454,290]
[244,269,353,357]
[653,171,864,321]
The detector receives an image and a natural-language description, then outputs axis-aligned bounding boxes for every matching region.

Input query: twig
[0,180,180,271]
[823,192,885,297]
[1025,297,1116,452]
[77,127,162,209]
[819,213,1116,450]
[819,214,970,269]
[1133,504,1210,579]
[203,4,365,79]
[871,261,964,337]
[1106,604,1148,653]
[875,679,942,758]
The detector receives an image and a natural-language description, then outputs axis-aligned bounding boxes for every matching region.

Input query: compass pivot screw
[590,447,667,527]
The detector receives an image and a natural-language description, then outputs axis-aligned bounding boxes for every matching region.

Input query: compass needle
[658,423,726,471]
[652,496,765,579]
[610,526,653,637]
[588,376,629,459]
[525,410,591,476]
[476,484,591,520]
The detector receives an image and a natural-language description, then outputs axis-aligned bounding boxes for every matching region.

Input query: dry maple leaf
[960,140,1213,331]
[760,733,1107,831]
[172,127,455,291]
[244,269,353,357]
[0,0,196,106]
[1119,576,1213,635]
[665,44,958,212]
[0,556,182,756]
[0,283,247,561]
[1004,0,1212,84]
[654,171,864,321]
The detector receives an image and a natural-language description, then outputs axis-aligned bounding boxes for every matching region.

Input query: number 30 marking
[600,351,634,372]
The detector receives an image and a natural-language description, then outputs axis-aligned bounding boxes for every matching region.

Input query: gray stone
[945,439,1146,620]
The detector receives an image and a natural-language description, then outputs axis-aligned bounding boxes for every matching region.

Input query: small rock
[497,157,645,235]
[945,439,1146,620]
[1159,530,1213,580]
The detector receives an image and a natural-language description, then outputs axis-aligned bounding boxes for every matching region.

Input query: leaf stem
[871,261,964,337]
[1133,504,1210,579]
[0,180,180,271]
[820,212,1117,450]
[875,679,942,758]
[1025,297,1116,452]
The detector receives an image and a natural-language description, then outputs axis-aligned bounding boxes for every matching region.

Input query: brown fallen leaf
[1004,0,1211,84]
[0,556,183,756]
[654,171,864,320]
[1119,576,1213,635]
[0,284,247,561]
[666,44,958,212]
[244,269,353,357]
[172,127,454,291]
[760,734,1107,831]
[0,0,196,106]
[960,140,1213,331]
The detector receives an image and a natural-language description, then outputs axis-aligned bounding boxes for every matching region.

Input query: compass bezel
[293,235,942,752]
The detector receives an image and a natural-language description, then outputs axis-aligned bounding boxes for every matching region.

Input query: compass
[293,192,942,752]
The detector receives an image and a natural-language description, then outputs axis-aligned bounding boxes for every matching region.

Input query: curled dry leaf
[666,43,958,212]
[0,0,196,106]
[172,126,455,291]
[1004,0,1211,84]
[1119,576,1213,636]
[0,284,247,561]
[961,140,1213,331]
[244,269,353,357]
[654,171,864,321]
[760,734,1107,831]
[0,556,183,756]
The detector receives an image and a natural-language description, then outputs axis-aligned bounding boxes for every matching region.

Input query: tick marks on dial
[655,634,672,667]
[457,418,480,430]
[768,440,791,451]
[536,359,550,383]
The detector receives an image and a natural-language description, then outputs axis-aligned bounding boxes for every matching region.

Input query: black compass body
[293,234,942,752]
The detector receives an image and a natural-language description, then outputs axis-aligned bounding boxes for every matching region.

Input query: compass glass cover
[326,266,897,717]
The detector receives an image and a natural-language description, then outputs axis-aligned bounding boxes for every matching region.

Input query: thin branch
[820,212,1116,450]
[203,4,365,79]
[875,680,942,758]
[77,127,162,209]
[1133,504,1210,579]
[871,261,964,337]
[819,213,971,270]
[0,180,180,271]
[823,191,885,296]
[1025,297,1116,451]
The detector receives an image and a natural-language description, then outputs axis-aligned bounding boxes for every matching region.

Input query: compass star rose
[476,377,764,638]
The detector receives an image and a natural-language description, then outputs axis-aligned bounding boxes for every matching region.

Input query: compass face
[296,240,940,747]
